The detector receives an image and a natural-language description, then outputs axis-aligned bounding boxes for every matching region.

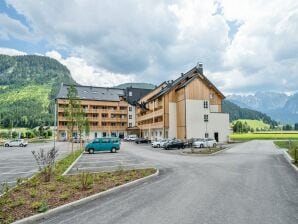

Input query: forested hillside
[222,100,278,127]
[0,55,76,128]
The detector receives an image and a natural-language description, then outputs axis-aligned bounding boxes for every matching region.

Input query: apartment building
[56,84,151,140]
[136,64,230,142]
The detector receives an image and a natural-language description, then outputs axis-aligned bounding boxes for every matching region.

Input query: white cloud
[0,47,27,56]
[0,13,32,41]
[45,51,135,87]
[4,0,298,93]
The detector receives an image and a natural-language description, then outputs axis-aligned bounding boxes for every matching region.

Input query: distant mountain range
[227,92,298,124]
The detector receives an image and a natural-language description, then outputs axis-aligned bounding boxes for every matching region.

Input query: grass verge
[0,149,156,223]
[274,140,298,167]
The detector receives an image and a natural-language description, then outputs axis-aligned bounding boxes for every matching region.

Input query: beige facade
[136,66,230,142]
[57,98,128,140]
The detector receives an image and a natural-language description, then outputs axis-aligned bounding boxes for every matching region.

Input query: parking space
[0,142,71,191]
[67,145,155,174]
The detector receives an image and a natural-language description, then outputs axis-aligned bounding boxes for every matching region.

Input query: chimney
[196,62,203,74]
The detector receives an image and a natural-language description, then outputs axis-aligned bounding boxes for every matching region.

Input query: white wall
[185,99,229,142]
[210,105,219,112]
[168,102,177,139]
[128,104,136,127]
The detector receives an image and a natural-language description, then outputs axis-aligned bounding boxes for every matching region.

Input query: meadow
[230,132,298,141]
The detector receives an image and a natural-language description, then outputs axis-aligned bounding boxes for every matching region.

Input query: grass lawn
[231,119,270,130]
[0,149,156,223]
[274,140,298,166]
[230,132,298,141]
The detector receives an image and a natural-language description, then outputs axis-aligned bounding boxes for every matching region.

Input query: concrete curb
[62,151,84,176]
[13,168,159,224]
[281,149,298,172]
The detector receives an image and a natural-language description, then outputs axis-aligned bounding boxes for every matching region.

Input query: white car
[126,135,138,141]
[193,138,217,148]
[4,139,28,147]
[151,139,169,148]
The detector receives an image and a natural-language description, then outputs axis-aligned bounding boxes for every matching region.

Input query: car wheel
[182,145,185,149]
[20,143,23,147]
[157,144,160,148]
[111,147,117,153]
[200,144,203,148]
[89,149,94,154]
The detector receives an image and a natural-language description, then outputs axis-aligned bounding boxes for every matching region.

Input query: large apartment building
[56,64,229,142]
[56,85,151,140]
[136,64,230,142]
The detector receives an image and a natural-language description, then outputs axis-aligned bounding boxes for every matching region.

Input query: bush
[79,172,94,190]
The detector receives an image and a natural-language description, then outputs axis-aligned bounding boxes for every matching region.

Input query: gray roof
[56,84,125,101]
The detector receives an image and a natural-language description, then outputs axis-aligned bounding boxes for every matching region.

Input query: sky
[0,0,297,94]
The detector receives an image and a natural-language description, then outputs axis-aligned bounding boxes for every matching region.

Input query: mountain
[222,100,278,127]
[227,92,298,124]
[0,55,76,128]
[115,82,155,90]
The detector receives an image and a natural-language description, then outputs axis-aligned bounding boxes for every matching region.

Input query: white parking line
[77,159,138,164]
[0,166,37,169]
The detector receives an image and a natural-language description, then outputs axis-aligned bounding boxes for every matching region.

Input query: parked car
[135,138,150,144]
[151,139,168,148]
[193,138,217,148]
[4,139,28,147]
[163,139,185,150]
[72,137,85,143]
[125,135,138,141]
[85,137,120,154]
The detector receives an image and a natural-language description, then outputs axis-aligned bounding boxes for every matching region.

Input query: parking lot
[0,141,72,191]
[67,142,156,174]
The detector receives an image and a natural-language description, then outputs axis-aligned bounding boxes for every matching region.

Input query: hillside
[115,82,155,90]
[231,119,270,130]
[0,55,76,128]
[222,100,277,127]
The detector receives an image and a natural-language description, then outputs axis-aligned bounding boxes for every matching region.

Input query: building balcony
[138,121,164,129]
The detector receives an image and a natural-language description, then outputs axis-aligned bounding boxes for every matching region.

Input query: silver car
[4,139,28,147]
[193,138,217,148]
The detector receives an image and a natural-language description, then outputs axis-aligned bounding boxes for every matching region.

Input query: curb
[180,146,229,156]
[13,168,159,224]
[62,151,84,176]
[281,149,298,172]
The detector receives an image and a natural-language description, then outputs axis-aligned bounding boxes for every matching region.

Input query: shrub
[30,189,37,198]
[79,172,94,190]
[31,201,48,213]
[47,184,56,192]
[31,147,58,182]
[59,192,70,200]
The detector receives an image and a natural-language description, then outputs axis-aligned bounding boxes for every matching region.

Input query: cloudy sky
[0,0,297,94]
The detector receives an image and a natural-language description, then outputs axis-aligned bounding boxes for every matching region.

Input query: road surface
[24,141,298,223]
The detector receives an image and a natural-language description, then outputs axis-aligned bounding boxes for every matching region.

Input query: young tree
[64,85,80,154]
[77,107,88,148]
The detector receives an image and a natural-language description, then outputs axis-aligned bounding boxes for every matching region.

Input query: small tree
[64,85,80,154]
[77,107,88,148]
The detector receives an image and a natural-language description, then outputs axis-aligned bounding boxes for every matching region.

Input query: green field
[230,132,298,141]
[231,119,270,129]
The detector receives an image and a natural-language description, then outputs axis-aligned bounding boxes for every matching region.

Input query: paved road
[37,141,298,223]
[0,141,73,190]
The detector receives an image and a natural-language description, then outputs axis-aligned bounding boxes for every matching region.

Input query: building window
[102,122,107,126]
[102,113,108,118]
[205,133,209,138]
[129,123,132,127]
[111,114,115,118]
[204,114,208,122]
[129,91,132,96]
[203,101,208,109]
[111,123,116,126]
[129,115,132,119]
[129,106,132,111]
[121,122,125,126]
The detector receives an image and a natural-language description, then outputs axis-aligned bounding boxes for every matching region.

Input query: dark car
[163,140,185,150]
[135,138,150,144]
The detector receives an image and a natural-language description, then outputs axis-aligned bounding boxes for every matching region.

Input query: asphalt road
[0,141,73,191]
[28,141,298,223]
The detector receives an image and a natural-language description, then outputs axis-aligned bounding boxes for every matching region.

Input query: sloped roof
[56,84,125,102]
[147,66,225,101]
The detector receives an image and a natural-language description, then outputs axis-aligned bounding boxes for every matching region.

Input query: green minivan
[85,137,121,154]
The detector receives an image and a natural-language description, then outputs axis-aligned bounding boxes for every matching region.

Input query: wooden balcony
[138,121,164,129]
